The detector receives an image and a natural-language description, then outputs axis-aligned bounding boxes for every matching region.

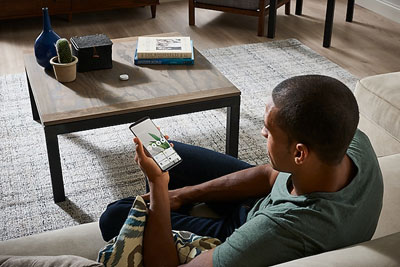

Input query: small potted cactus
[50,38,78,82]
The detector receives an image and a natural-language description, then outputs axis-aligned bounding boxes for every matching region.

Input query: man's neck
[289,155,356,196]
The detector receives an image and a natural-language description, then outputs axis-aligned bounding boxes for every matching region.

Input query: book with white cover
[136,36,192,59]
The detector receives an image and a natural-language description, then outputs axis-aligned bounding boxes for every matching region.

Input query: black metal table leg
[267,0,277,38]
[323,0,336,48]
[44,127,65,203]
[226,96,240,158]
[346,0,355,22]
[26,73,40,123]
[150,4,156,18]
[295,0,303,15]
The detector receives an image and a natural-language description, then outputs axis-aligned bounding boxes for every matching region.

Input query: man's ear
[294,143,308,165]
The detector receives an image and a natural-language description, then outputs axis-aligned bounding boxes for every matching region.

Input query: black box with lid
[70,34,113,72]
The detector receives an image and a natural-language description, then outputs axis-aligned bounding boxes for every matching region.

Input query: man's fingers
[141,193,150,201]
[134,137,145,158]
[157,126,170,140]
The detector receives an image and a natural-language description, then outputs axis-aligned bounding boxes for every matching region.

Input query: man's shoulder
[348,129,375,156]
[347,129,382,180]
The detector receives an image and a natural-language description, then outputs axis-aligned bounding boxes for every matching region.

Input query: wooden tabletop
[24,33,240,126]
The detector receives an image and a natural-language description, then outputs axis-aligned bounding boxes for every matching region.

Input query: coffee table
[24,33,241,203]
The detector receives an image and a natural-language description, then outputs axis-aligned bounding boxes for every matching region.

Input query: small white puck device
[119,74,129,81]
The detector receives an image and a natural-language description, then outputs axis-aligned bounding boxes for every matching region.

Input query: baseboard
[356,0,400,23]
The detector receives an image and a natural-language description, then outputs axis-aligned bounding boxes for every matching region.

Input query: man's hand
[142,187,187,211]
[134,137,169,185]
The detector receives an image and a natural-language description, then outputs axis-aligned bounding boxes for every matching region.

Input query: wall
[356,0,400,23]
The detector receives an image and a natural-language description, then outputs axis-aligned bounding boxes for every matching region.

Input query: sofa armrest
[273,232,400,266]
[0,222,106,261]
[355,72,400,157]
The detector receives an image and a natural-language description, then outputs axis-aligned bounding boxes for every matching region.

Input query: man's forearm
[143,179,179,266]
[178,164,278,205]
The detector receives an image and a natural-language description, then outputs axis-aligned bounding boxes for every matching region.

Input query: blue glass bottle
[34,7,60,69]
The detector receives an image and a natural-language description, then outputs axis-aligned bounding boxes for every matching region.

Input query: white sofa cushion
[0,255,102,267]
[374,153,400,239]
[358,113,400,157]
[355,72,400,146]
[273,232,400,267]
[0,222,106,261]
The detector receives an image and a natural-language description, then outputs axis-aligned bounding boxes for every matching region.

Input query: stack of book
[134,36,194,65]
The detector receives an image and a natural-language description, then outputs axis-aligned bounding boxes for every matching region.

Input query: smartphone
[129,117,182,172]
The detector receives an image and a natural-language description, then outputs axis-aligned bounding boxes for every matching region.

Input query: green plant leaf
[160,142,170,149]
[148,137,169,150]
[148,133,161,141]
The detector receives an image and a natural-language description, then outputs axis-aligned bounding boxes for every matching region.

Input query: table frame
[26,72,240,203]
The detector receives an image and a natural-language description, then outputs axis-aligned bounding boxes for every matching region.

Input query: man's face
[261,98,294,172]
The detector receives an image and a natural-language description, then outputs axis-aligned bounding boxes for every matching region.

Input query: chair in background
[189,0,291,38]
[295,0,355,47]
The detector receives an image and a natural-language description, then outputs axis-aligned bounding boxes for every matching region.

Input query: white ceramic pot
[50,56,78,83]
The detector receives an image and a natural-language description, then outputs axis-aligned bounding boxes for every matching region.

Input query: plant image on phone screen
[129,117,182,171]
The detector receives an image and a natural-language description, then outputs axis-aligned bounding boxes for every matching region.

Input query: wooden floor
[1,0,399,78]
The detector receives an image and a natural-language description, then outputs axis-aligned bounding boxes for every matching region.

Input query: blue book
[134,41,194,65]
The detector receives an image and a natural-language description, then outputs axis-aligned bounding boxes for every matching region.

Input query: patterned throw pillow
[173,230,221,263]
[98,196,146,267]
[97,196,221,267]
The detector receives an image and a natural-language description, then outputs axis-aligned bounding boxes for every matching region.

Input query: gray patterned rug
[0,39,357,241]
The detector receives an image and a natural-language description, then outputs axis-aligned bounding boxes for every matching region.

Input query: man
[100,75,383,266]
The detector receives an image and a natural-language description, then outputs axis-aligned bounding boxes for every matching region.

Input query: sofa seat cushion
[355,72,400,144]
[272,232,400,266]
[0,255,103,267]
[196,0,269,11]
[0,222,106,261]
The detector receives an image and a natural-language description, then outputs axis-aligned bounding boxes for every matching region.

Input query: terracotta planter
[50,56,78,82]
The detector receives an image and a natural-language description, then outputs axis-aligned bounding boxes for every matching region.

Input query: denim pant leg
[99,141,253,242]
[169,141,255,241]
[167,141,253,190]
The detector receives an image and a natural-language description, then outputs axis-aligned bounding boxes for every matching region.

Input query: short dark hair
[272,75,359,165]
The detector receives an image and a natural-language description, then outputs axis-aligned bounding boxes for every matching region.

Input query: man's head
[263,75,359,169]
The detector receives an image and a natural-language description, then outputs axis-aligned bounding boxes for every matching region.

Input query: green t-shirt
[213,129,383,266]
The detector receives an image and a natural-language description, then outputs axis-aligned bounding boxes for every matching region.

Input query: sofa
[1,72,399,266]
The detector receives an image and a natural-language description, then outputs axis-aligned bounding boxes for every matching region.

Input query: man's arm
[134,137,179,266]
[166,164,279,210]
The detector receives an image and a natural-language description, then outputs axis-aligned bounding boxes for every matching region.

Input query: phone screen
[129,117,182,171]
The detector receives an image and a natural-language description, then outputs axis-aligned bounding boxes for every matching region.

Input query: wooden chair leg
[267,0,277,38]
[295,0,303,15]
[257,0,266,36]
[346,0,355,22]
[257,15,265,36]
[285,0,291,15]
[189,0,195,25]
[151,5,157,18]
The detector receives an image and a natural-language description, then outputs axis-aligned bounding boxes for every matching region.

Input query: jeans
[99,141,255,242]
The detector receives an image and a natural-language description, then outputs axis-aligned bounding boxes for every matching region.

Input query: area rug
[0,39,358,241]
